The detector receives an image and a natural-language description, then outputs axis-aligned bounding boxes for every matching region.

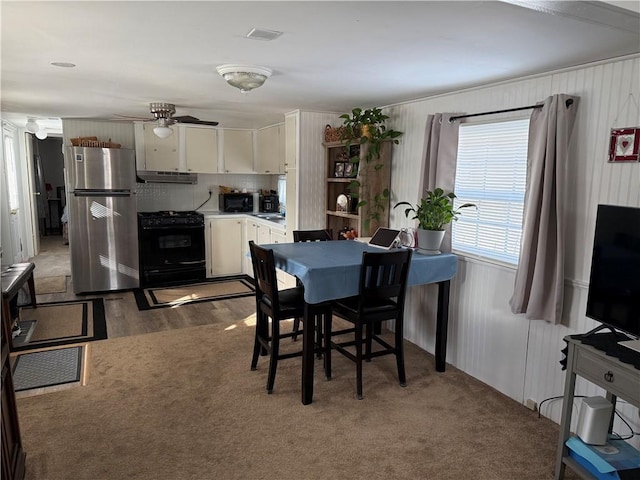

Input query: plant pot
[416,228,445,254]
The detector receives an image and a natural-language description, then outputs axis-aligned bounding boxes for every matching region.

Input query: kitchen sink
[250,213,286,224]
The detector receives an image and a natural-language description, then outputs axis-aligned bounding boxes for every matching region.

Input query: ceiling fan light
[35,129,48,140]
[216,64,272,93]
[153,125,173,139]
[25,118,39,133]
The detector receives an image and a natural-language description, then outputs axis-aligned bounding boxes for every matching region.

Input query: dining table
[265,240,458,405]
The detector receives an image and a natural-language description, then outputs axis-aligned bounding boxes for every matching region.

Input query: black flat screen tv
[585,204,640,339]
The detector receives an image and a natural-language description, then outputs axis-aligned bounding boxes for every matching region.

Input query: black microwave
[219,193,253,212]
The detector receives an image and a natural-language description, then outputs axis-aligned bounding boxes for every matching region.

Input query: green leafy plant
[394,187,476,231]
[339,107,403,165]
[338,107,403,231]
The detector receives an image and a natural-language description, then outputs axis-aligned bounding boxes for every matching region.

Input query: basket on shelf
[324,125,346,143]
[70,136,97,146]
[70,137,121,148]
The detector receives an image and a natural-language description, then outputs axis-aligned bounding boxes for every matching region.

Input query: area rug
[12,346,83,392]
[13,298,107,352]
[34,275,67,294]
[134,277,255,311]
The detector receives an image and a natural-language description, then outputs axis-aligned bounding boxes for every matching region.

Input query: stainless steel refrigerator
[65,147,139,293]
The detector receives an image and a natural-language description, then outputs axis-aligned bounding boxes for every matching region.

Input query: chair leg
[395,318,407,387]
[323,311,332,380]
[266,317,279,394]
[365,322,373,363]
[355,322,364,400]
[316,312,324,359]
[251,311,265,370]
[292,317,300,341]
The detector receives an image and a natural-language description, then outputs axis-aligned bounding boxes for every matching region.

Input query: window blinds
[453,118,530,264]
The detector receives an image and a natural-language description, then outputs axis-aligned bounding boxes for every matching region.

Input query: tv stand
[575,331,640,369]
[555,337,640,479]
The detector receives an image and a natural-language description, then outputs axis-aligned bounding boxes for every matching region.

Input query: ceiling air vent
[246,28,282,41]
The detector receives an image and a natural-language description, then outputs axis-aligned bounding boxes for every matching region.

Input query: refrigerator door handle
[72,190,133,197]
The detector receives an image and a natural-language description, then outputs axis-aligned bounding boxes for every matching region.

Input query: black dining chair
[291,229,334,342]
[324,249,412,399]
[292,228,333,242]
[249,240,327,394]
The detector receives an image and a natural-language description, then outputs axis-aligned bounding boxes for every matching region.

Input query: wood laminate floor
[29,236,256,340]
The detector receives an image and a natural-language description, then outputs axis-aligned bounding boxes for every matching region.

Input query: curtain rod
[449,98,574,123]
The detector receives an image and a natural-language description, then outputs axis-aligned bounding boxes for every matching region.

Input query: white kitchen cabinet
[271,230,286,244]
[184,126,218,174]
[284,113,297,170]
[222,129,254,173]
[141,122,179,171]
[242,218,288,277]
[270,229,296,289]
[136,122,218,173]
[243,219,259,276]
[255,124,284,174]
[206,217,244,277]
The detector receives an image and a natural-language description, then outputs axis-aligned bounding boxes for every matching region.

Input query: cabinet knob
[604,371,614,382]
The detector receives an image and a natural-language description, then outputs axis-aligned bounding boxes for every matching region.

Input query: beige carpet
[16,318,572,480]
[33,275,67,294]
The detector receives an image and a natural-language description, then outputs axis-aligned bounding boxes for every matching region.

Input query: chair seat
[333,295,398,318]
[261,286,304,317]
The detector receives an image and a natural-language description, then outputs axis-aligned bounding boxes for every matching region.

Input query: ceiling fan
[116,102,219,138]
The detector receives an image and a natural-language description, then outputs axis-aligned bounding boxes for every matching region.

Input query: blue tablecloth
[265,241,458,304]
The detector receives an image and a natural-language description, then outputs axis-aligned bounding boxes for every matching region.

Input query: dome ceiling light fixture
[149,102,177,138]
[216,64,272,94]
[25,118,39,134]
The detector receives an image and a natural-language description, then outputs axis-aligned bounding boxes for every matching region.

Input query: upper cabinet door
[223,129,254,173]
[142,123,179,171]
[255,125,284,174]
[185,127,218,174]
[284,114,297,170]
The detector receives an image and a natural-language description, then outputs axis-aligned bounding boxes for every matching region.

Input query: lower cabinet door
[209,218,243,276]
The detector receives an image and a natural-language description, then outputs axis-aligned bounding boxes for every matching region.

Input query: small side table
[555,336,640,479]
[1,262,37,351]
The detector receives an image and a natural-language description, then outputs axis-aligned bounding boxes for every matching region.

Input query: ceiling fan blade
[173,115,219,126]
[112,114,154,121]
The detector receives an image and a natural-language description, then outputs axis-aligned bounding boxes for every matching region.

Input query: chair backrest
[248,241,281,316]
[293,229,333,242]
[358,249,412,313]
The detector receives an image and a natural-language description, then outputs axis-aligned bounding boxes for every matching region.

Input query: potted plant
[338,107,403,232]
[394,187,475,253]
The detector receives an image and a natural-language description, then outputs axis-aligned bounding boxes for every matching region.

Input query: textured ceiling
[1,1,639,132]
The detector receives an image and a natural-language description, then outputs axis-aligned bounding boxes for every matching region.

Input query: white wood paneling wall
[61,119,135,148]
[378,55,640,442]
[297,111,341,229]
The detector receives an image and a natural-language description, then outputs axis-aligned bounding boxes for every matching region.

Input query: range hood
[136,171,198,185]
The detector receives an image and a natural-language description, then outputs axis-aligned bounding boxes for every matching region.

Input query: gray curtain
[509,94,579,323]
[419,113,460,252]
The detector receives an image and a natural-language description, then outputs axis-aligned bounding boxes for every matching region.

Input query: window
[452,118,529,265]
[277,174,286,213]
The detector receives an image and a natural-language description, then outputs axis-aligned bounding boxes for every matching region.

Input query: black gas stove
[138,210,204,227]
[137,211,206,286]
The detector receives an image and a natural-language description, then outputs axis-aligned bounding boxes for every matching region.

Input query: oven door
[138,223,205,285]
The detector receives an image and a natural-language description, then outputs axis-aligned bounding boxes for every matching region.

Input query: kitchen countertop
[198,210,286,228]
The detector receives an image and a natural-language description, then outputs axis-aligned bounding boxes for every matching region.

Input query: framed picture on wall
[334,162,345,177]
[344,162,358,178]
